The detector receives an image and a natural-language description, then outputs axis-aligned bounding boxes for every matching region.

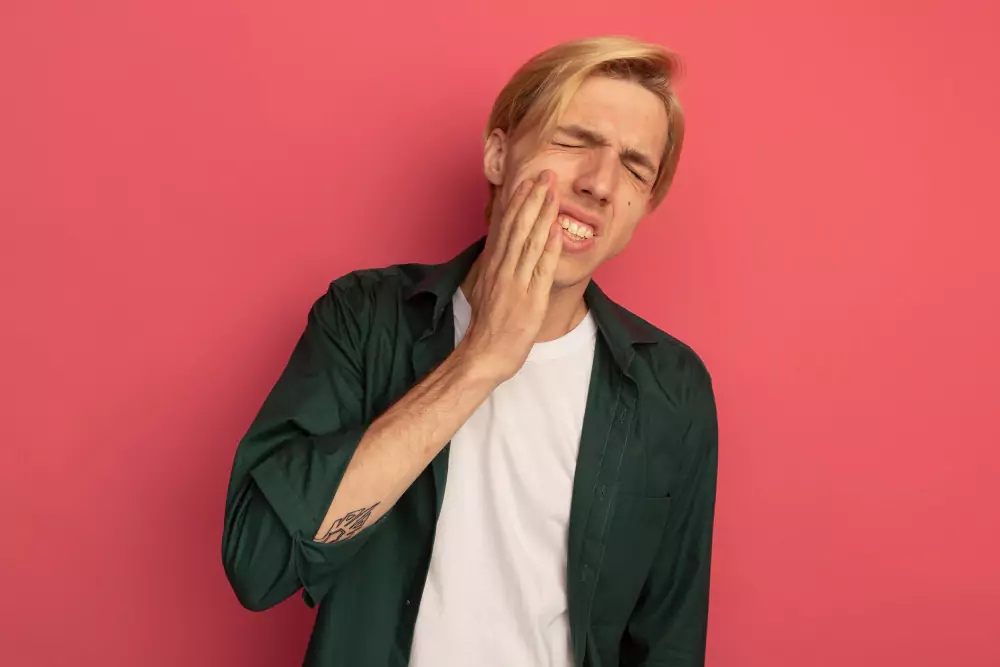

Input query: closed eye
[554,139,649,184]
[627,166,647,184]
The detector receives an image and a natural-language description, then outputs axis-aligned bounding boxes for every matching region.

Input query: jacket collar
[402,235,660,376]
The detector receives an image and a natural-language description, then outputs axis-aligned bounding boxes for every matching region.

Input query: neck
[460,255,591,343]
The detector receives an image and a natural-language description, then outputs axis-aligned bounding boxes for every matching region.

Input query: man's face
[484,75,669,288]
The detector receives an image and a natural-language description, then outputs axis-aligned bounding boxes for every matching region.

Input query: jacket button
[405,599,411,606]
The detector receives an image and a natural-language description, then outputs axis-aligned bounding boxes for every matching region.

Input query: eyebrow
[554,124,660,178]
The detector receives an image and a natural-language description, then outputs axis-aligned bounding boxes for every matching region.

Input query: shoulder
[319,255,433,308]
[608,305,719,480]
[613,301,714,408]
[310,256,439,331]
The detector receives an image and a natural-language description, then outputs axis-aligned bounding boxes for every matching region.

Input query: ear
[483,128,508,187]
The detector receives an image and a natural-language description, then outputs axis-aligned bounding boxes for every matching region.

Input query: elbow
[223,554,283,612]
[221,512,293,611]
[221,480,299,612]
[233,585,278,613]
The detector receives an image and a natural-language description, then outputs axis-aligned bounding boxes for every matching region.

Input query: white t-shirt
[408,285,598,667]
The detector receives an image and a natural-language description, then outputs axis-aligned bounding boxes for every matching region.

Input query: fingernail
[545,188,553,203]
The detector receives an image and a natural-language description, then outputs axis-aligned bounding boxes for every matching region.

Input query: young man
[223,36,718,667]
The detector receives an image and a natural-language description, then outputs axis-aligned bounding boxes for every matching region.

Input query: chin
[552,262,595,291]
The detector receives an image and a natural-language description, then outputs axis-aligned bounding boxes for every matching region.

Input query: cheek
[516,152,577,186]
[607,198,645,241]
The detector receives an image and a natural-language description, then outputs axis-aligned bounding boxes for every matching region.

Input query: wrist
[450,341,505,390]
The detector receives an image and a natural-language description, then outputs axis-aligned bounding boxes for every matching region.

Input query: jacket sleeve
[221,274,384,611]
[622,364,719,667]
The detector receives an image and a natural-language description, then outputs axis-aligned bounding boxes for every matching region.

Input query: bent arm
[222,276,497,610]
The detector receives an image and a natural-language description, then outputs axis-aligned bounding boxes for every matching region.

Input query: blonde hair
[485,35,685,217]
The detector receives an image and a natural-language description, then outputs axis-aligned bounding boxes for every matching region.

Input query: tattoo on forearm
[319,503,380,543]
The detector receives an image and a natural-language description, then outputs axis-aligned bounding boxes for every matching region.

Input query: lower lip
[559,226,596,253]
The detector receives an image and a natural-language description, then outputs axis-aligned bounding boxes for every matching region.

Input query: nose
[573,146,617,206]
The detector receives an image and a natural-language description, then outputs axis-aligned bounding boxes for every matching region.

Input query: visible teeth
[558,215,593,239]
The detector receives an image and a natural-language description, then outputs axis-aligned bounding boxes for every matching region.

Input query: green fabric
[222,235,718,666]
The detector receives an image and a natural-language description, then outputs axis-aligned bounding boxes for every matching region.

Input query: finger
[484,178,532,268]
[499,173,550,275]
[515,176,560,283]
[529,219,564,293]
[478,180,533,296]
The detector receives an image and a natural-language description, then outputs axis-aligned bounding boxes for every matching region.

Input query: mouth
[556,207,602,242]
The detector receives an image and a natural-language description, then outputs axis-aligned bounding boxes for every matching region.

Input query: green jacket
[223,235,718,666]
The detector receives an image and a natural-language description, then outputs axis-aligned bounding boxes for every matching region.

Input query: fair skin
[313,75,669,544]
[464,75,669,342]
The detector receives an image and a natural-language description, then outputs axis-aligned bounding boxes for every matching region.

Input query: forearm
[314,343,498,543]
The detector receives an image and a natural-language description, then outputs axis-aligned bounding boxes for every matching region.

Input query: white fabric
[409,285,597,667]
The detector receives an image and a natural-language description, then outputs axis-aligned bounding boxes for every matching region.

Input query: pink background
[2,1,998,665]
